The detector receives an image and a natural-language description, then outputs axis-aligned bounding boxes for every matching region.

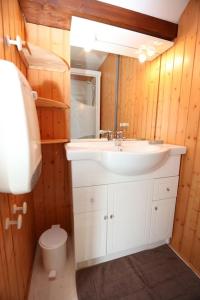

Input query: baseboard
[169,244,200,279]
[76,240,168,270]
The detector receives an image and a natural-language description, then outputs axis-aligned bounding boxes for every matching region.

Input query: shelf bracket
[5,35,23,51]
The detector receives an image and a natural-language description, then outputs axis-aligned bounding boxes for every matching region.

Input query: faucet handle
[99,130,113,140]
[115,130,123,139]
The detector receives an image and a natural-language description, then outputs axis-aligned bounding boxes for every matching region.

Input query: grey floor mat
[76,245,200,300]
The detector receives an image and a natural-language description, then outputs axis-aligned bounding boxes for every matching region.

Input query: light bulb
[138,52,147,63]
[147,47,155,57]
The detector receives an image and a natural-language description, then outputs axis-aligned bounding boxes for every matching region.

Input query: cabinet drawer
[153,177,179,200]
[73,186,107,214]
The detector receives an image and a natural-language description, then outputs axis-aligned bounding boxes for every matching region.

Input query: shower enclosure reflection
[70,68,101,139]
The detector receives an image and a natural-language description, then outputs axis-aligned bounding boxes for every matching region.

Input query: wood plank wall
[117,56,160,139]
[104,0,200,276]
[26,23,72,239]
[155,0,200,275]
[0,1,36,299]
[99,54,117,130]
[100,54,160,139]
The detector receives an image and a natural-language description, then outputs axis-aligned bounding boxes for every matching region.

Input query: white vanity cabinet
[73,176,179,266]
[107,181,152,254]
[66,140,186,268]
[149,177,179,244]
[73,186,107,262]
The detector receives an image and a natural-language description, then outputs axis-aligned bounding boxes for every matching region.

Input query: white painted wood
[71,156,183,266]
[149,198,176,244]
[71,17,174,61]
[107,181,153,254]
[73,185,107,214]
[71,156,181,187]
[74,211,107,262]
[153,176,179,200]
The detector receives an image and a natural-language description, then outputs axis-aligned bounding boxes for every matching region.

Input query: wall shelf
[20,43,70,72]
[41,139,69,145]
[36,97,69,109]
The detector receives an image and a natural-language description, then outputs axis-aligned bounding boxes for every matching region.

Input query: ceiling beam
[19,0,178,41]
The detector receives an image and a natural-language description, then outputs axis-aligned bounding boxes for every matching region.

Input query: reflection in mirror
[70,46,108,139]
[70,17,174,141]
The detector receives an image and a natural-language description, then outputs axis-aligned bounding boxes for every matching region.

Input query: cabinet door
[74,211,107,263]
[149,198,176,244]
[107,181,152,254]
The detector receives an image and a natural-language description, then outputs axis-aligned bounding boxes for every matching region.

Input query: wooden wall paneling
[145,57,160,140]
[135,62,146,138]
[117,56,137,138]
[0,196,20,300]
[2,0,15,62]
[175,3,199,146]
[166,37,185,144]
[132,60,141,137]
[26,23,71,238]
[9,193,35,300]
[176,6,200,261]
[0,0,5,58]
[1,0,26,76]
[42,145,57,228]
[53,144,70,229]
[140,63,151,139]
[0,196,11,300]
[170,0,200,253]
[155,52,167,140]
[150,57,161,140]
[180,122,200,273]
[159,48,175,141]
[99,53,116,130]
[32,172,46,238]
[26,23,70,65]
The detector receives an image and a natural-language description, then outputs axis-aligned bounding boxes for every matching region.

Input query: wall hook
[13,202,27,215]
[5,214,23,230]
[5,35,23,51]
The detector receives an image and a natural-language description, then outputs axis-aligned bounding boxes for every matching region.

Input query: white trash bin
[39,225,68,279]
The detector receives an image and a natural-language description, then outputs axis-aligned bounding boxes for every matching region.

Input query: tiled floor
[28,238,78,300]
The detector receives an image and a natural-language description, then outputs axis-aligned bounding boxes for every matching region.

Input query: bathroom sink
[100,146,169,175]
[65,141,186,176]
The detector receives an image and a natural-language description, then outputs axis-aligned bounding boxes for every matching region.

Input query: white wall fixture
[13,202,28,215]
[6,35,23,51]
[5,214,23,230]
[0,60,42,194]
[70,17,174,61]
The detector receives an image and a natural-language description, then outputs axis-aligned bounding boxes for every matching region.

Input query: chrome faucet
[114,130,123,147]
[99,129,124,144]
[99,130,114,140]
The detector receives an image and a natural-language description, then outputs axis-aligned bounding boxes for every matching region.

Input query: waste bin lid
[39,225,68,249]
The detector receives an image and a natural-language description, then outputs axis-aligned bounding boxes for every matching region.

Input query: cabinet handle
[110,214,114,219]
[155,206,158,211]
[166,187,170,192]
[104,215,108,220]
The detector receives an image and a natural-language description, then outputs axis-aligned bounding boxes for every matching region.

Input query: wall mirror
[70,16,174,140]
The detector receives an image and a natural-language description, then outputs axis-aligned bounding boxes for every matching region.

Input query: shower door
[70,68,101,139]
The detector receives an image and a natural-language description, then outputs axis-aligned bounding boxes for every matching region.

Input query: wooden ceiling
[19,0,178,41]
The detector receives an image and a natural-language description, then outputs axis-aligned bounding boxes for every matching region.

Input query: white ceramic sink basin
[65,140,186,176]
